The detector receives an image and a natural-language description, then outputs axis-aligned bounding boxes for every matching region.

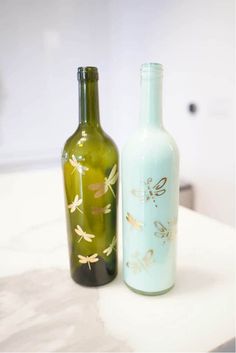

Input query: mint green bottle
[122,63,179,295]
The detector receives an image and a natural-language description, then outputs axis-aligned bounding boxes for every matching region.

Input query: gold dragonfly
[126,212,143,231]
[88,164,118,198]
[68,195,83,214]
[75,225,95,243]
[69,154,89,175]
[143,249,155,267]
[154,220,176,243]
[78,253,99,270]
[126,249,155,274]
[103,236,116,256]
[131,177,167,208]
[91,203,111,215]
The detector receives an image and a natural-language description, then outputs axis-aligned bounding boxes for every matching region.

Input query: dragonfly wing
[126,212,132,221]
[77,199,82,206]
[134,221,142,230]
[94,185,107,198]
[87,233,95,238]
[75,225,83,235]
[107,164,117,183]
[84,236,92,242]
[69,155,77,166]
[111,236,116,247]
[131,261,141,273]
[79,166,89,175]
[69,159,76,167]
[91,207,101,215]
[90,253,98,258]
[84,233,95,242]
[143,249,154,266]
[154,221,166,232]
[131,189,146,201]
[153,177,167,190]
[89,253,99,262]
[109,173,118,185]
[90,257,99,263]
[88,183,103,190]
[154,189,166,196]
[106,248,112,256]
[78,255,87,263]
[126,261,134,269]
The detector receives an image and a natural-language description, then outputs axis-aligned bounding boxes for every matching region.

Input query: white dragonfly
[68,195,83,214]
[78,253,99,270]
[69,154,89,175]
[103,236,117,256]
[75,225,95,243]
[89,164,118,198]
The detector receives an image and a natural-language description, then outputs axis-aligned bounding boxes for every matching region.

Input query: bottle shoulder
[62,125,118,161]
[122,127,179,160]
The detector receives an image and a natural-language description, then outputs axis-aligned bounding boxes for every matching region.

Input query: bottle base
[71,272,117,287]
[70,257,117,287]
[124,281,174,296]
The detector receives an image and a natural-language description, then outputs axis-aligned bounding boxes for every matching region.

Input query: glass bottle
[122,63,179,295]
[62,67,118,287]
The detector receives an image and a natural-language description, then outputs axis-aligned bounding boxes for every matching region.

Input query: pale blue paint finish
[122,63,179,294]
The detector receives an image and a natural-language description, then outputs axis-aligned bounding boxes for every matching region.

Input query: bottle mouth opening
[141,63,163,77]
[77,67,99,81]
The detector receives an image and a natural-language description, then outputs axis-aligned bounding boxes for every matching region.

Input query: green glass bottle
[62,67,118,287]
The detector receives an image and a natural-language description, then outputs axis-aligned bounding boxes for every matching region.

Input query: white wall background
[0,0,235,226]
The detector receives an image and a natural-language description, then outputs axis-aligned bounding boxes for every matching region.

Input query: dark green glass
[62,67,118,286]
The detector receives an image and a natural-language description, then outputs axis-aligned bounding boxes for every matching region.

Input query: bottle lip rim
[141,63,163,73]
[77,67,99,81]
[78,66,98,72]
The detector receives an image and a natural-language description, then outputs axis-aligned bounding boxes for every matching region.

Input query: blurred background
[0,0,235,226]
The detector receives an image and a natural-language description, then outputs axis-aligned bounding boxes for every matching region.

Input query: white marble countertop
[0,167,235,352]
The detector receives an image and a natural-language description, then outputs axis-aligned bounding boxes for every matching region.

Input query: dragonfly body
[132,177,167,208]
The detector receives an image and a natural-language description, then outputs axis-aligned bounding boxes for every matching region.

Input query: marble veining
[0,269,131,352]
[0,168,234,352]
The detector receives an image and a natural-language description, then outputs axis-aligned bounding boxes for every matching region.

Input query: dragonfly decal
[103,236,116,256]
[126,249,155,274]
[75,225,95,243]
[88,164,118,198]
[69,154,89,175]
[154,220,176,244]
[78,253,99,270]
[91,203,111,215]
[126,212,143,231]
[68,195,83,214]
[131,177,167,208]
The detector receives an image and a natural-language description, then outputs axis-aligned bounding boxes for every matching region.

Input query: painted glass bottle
[62,67,118,287]
[122,63,179,295]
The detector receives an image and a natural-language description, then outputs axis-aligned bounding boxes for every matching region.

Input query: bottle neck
[140,64,163,128]
[79,79,100,127]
